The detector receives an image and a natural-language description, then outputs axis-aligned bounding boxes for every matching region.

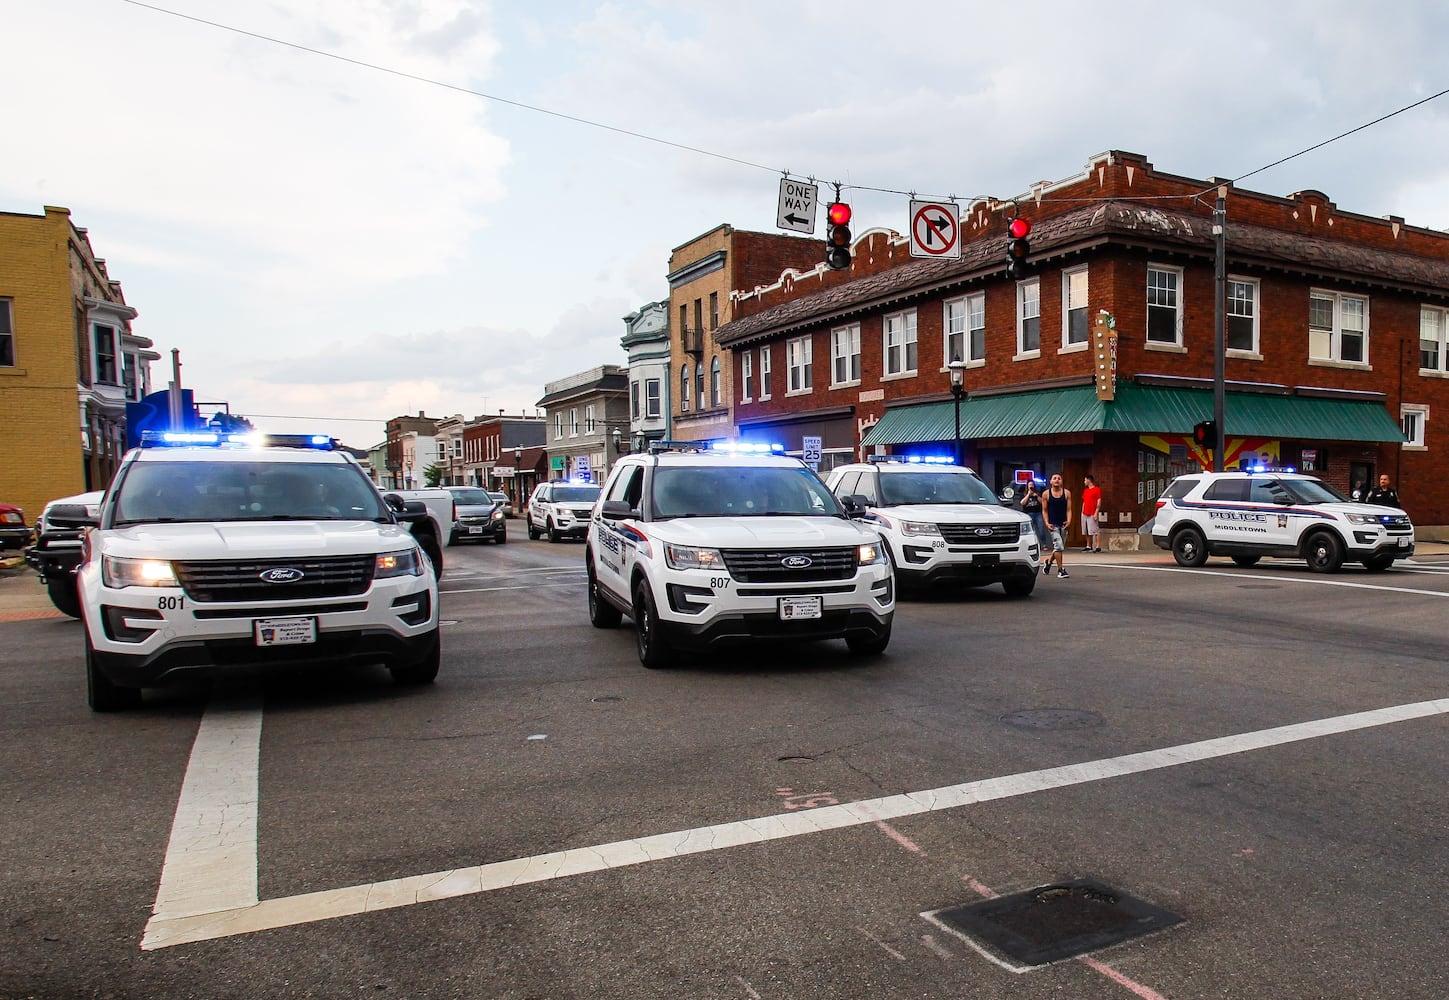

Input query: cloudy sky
[8,0,1449,447]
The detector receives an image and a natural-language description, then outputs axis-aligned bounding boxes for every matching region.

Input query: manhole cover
[935,878,1183,966]
[1003,708,1105,730]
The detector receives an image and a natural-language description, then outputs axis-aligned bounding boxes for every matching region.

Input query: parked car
[487,491,514,518]
[24,489,105,618]
[0,501,33,551]
[445,486,507,544]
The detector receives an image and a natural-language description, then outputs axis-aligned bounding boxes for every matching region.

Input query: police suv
[1151,469,1414,573]
[527,480,602,542]
[825,457,1040,596]
[585,443,894,668]
[53,431,441,711]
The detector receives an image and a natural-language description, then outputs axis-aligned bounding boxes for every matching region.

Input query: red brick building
[717,150,1447,545]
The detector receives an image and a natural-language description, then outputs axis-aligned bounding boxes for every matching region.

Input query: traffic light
[825,202,852,270]
[1193,419,1217,448]
[1005,217,1032,279]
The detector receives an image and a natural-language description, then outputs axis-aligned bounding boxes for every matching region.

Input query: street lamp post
[948,355,966,466]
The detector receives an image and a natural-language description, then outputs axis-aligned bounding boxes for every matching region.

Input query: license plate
[254,617,317,646]
[1399,537,1410,548]
[468,526,483,534]
[973,553,1000,566]
[778,596,822,621]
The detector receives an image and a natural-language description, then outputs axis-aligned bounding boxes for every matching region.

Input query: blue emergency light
[140,430,337,450]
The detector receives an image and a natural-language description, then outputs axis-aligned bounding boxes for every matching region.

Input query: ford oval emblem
[781,555,812,569]
[259,567,305,584]
[974,526,994,536]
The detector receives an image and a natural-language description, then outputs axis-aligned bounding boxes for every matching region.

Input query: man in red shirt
[1081,474,1103,552]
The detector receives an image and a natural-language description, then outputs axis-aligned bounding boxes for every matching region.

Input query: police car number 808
[1151,471,1413,573]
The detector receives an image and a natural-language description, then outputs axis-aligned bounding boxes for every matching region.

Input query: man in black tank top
[1043,473,1072,578]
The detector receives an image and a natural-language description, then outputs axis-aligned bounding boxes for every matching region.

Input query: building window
[1017,279,1041,354]
[1146,266,1182,345]
[123,354,139,400]
[741,352,754,401]
[645,378,661,417]
[1063,267,1089,347]
[93,323,118,384]
[694,298,703,337]
[570,408,579,436]
[709,292,719,329]
[0,299,14,367]
[1309,290,1368,364]
[681,364,690,412]
[679,304,688,345]
[710,356,721,407]
[787,334,813,393]
[696,363,705,407]
[631,380,640,420]
[556,413,564,440]
[944,293,985,365]
[831,323,861,385]
[883,309,917,376]
[1227,278,1260,353]
[452,438,462,458]
[1420,306,1448,373]
[585,404,596,433]
[760,347,772,399]
[1401,404,1428,448]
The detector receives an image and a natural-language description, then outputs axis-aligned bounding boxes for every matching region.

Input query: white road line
[440,578,583,596]
[145,695,263,929]
[1097,562,1449,597]
[140,697,1449,950]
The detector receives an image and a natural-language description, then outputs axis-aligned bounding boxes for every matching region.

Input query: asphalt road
[2,536,1447,999]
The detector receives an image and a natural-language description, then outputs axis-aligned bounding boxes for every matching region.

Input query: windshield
[651,465,841,518]
[448,488,494,505]
[1284,478,1349,504]
[879,470,998,505]
[487,492,508,504]
[114,460,389,524]
[553,486,601,503]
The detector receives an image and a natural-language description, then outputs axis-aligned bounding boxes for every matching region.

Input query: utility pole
[1212,186,1227,472]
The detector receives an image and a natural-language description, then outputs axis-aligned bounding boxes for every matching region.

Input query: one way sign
[776,178,819,234]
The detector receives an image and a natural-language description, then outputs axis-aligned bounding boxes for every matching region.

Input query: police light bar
[868,454,956,465]
[140,430,336,450]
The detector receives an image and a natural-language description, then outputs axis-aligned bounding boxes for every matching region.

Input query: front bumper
[894,541,1039,586]
[0,526,34,551]
[453,518,506,541]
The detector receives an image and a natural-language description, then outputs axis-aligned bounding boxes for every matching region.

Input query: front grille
[721,547,857,583]
[939,522,1022,545]
[1384,516,1412,535]
[174,555,375,603]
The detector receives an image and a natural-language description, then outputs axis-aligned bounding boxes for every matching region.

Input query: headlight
[665,543,726,571]
[897,519,941,537]
[857,541,888,566]
[102,555,178,588]
[1,511,22,525]
[375,547,425,578]
[492,509,504,521]
[1345,513,1383,525]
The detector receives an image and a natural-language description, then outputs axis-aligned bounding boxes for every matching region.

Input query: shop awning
[859,384,1406,446]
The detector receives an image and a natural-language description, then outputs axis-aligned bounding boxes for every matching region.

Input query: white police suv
[1151,469,1414,573]
[585,444,894,667]
[527,480,602,542]
[54,431,441,711]
[825,457,1040,596]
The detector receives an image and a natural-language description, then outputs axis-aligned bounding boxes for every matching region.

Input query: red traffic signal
[1192,419,1217,447]
[1008,217,1032,239]
[825,202,853,270]
[1005,217,1032,279]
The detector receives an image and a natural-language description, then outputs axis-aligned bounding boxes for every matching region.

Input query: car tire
[1304,531,1345,573]
[1231,555,1261,568]
[845,624,892,655]
[633,579,674,669]
[1001,575,1036,598]
[1362,555,1395,572]
[47,576,83,619]
[548,520,561,544]
[86,637,140,712]
[1171,527,1209,568]
[389,631,440,685]
[528,520,540,540]
[587,559,622,629]
[496,528,507,544]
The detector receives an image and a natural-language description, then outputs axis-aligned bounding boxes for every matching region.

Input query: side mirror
[47,504,96,529]
[392,499,429,523]
[600,499,635,520]
[383,492,405,512]
[840,494,870,517]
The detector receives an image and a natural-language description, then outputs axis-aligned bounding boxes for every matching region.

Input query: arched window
[710,357,721,407]
[680,364,690,412]
[696,364,705,408]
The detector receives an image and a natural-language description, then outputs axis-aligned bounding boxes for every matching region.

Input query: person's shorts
[1081,514,1099,535]
[1048,527,1065,552]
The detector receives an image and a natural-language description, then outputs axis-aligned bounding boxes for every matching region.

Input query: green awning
[860,384,1406,446]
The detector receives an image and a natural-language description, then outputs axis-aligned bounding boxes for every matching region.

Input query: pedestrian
[1042,473,1072,578]
[1018,478,1047,548]
[1363,473,1402,508]
[1081,474,1103,552]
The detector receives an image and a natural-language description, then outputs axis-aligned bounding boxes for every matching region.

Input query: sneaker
[1058,569,1070,578]
[1042,562,1051,575]
[1081,546,1092,552]
[1093,547,1102,553]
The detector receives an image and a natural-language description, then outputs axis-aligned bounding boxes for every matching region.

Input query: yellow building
[0,206,157,520]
